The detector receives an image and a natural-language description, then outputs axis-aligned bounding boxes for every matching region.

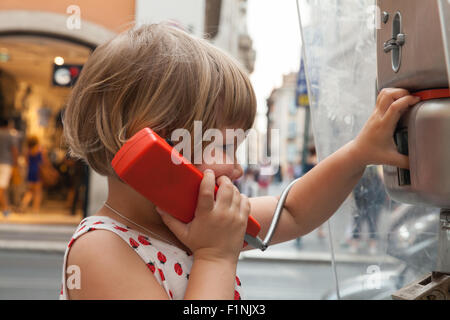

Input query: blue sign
[296,59,309,107]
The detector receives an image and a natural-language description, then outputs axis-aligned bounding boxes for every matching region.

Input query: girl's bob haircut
[63,23,257,176]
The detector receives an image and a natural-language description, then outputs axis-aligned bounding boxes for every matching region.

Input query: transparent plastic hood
[297,0,440,299]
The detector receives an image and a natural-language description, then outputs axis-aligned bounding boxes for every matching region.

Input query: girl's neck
[96,176,190,253]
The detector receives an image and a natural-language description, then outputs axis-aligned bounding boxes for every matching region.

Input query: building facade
[135,0,255,73]
[266,71,312,179]
[0,0,255,221]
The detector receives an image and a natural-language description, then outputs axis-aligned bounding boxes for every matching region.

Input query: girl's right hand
[353,88,420,169]
[156,169,251,263]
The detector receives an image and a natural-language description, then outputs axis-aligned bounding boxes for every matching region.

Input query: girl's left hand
[353,88,421,169]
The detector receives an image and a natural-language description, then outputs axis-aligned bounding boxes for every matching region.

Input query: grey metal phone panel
[383,103,426,205]
[377,0,448,91]
[414,100,450,206]
[383,100,450,207]
[383,164,428,205]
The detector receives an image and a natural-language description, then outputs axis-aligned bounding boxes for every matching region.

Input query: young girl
[60,23,420,300]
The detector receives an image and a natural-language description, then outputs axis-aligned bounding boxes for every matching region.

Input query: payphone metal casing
[377,0,450,208]
[382,100,450,208]
[376,0,448,91]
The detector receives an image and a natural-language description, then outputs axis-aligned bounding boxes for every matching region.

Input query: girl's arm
[247,141,365,246]
[158,171,250,299]
[245,88,421,248]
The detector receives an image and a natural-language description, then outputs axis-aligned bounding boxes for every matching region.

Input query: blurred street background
[0,181,403,300]
[0,0,440,300]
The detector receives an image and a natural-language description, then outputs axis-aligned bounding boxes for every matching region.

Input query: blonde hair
[63,23,257,176]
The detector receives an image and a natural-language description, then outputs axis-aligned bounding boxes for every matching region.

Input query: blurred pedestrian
[287,163,294,180]
[302,145,317,175]
[0,117,18,216]
[8,124,24,210]
[293,161,303,179]
[20,136,44,213]
[66,158,87,215]
[274,164,283,183]
[349,165,387,254]
[240,168,258,197]
[257,172,271,196]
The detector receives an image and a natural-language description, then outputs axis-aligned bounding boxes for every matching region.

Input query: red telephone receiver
[111,128,261,246]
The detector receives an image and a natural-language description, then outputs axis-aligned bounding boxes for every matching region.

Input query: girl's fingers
[385,151,409,169]
[215,176,234,209]
[384,95,421,130]
[377,88,410,115]
[239,194,251,220]
[196,169,216,215]
[230,186,241,213]
[156,207,189,241]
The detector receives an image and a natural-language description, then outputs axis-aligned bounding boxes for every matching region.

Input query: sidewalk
[240,231,399,265]
[0,198,83,225]
[0,222,76,253]
[0,201,82,253]
[0,212,82,225]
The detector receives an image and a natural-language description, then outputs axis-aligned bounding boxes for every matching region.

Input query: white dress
[59,215,244,300]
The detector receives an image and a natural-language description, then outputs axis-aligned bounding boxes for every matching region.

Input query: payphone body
[382,99,450,209]
[378,0,450,209]
[377,0,450,299]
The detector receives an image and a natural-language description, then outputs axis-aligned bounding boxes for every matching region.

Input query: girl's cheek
[196,163,220,175]
[195,164,210,173]
[194,150,235,176]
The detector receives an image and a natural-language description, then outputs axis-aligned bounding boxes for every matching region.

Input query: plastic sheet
[297,0,440,299]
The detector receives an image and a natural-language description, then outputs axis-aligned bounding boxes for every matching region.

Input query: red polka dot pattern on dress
[60,216,244,300]
[157,251,167,264]
[129,237,139,249]
[174,262,183,276]
[114,225,128,232]
[138,234,151,245]
[147,262,156,273]
[158,268,166,281]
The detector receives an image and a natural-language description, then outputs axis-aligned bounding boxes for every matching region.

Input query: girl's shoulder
[62,215,195,299]
[64,217,171,299]
[66,216,136,262]
[66,215,193,269]
[67,216,149,254]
